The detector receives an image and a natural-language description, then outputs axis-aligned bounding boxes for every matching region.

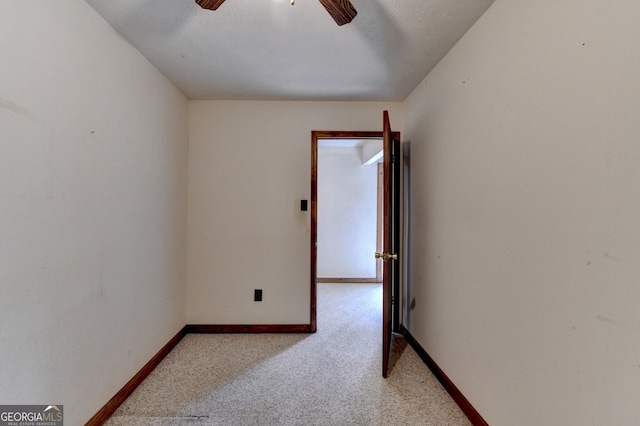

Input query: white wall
[0,2,188,424]
[187,101,402,324]
[317,146,378,279]
[404,0,640,424]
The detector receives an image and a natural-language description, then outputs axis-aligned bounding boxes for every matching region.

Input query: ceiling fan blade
[318,0,358,26]
[195,0,226,11]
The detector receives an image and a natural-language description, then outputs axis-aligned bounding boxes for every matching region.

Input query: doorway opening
[309,126,400,332]
[316,138,384,284]
[310,131,384,331]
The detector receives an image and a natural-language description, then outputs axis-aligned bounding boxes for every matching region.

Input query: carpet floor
[105,283,471,425]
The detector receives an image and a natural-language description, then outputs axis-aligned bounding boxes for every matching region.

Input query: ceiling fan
[195,0,357,26]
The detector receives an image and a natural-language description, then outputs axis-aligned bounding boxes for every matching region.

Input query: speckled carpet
[105,283,471,425]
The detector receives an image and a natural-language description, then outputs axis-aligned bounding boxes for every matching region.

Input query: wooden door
[379,110,400,378]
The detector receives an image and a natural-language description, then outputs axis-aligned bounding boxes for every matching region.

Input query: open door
[377,110,401,378]
[310,124,400,376]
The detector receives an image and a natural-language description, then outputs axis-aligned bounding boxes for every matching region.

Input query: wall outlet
[254,289,263,302]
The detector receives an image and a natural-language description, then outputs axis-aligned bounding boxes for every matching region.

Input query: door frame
[310,130,400,332]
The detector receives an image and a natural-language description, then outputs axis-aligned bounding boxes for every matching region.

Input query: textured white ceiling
[85,0,494,101]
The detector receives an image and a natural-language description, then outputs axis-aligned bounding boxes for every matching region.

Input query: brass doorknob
[375,252,397,261]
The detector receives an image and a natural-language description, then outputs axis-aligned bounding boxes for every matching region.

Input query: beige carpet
[105,283,471,425]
